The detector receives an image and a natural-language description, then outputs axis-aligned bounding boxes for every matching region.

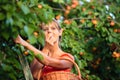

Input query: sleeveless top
[41,54,73,76]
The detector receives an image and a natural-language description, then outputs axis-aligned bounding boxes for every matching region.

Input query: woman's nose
[47,28,52,33]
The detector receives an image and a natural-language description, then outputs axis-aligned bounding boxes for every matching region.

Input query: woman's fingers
[45,36,55,46]
[14,35,19,43]
[14,35,23,44]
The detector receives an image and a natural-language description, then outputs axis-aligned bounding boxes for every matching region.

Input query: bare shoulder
[61,52,74,61]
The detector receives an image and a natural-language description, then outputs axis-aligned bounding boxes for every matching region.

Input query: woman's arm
[14,35,73,69]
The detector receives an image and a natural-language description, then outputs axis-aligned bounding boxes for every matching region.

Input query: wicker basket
[41,58,82,80]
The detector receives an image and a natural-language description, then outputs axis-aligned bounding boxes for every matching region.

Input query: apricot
[24,51,29,55]
[110,21,115,26]
[38,4,42,9]
[64,10,70,15]
[72,0,79,6]
[80,19,85,23]
[55,15,61,20]
[79,52,84,56]
[66,5,71,10]
[82,8,86,11]
[92,19,98,25]
[112,52,120,58]
[34,32,38,37]
[92,47,97,51]
[113,29,117,33]
[71,4,77,8]
[64,20,71,24]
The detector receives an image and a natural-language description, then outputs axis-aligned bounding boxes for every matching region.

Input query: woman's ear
[59,29,64,36]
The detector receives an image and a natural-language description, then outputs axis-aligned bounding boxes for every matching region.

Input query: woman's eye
[51,27,56,30]
[43,28,48,31]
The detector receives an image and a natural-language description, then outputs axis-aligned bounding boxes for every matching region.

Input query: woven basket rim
[42,71,78,77]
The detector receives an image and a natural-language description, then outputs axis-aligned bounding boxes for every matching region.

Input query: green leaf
[24,25,34,36]
[6,18,13,26]
[0,52,4,61]
[35,53,44,61]
[20,45,25,52]
[74,55,81,68]
[53,0,64,3]
[2,4,15,12]
[17,2,30,14]
[38,35,45,47]
[1,31,9,40]
[20,29,27,37]
[84,53,93,61]
[94,12,99,16]
[8,73,16,80]
[0,13,5,20]
[37,5,54,23]
[29,0,38,7]
[108,35,113,42]
[1,64,13,71]
[28,35,37,44]
[13,60,22,70]
[21,4,30,14]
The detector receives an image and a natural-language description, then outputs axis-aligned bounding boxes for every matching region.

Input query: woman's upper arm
[46,53,74,69]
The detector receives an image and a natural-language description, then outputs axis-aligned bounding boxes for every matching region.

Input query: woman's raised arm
[14,35,73,69]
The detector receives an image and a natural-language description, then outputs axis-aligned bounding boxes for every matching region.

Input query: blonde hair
[39,19,61,30]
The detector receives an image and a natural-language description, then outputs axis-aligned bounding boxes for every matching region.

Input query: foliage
[0,0,120,80]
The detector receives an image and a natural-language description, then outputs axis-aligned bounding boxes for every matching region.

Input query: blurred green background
[0,0,120,80]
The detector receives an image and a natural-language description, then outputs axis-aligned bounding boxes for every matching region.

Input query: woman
[14,20,79,80]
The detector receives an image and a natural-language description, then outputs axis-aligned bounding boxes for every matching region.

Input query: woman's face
[42,21,62,45]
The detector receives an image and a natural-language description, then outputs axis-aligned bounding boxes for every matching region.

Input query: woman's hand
[14,35,24,45]
[45,33,56,46]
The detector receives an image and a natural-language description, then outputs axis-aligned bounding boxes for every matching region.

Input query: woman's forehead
[43,21,59,28]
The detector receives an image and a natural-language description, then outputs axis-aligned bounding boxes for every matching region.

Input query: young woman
[14,20,79,80]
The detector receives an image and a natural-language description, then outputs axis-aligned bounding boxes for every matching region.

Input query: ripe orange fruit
[110,21,115,26]
[107,16,111,20]
[112,52,120,58]
[82,8,86,11]
[64,20,71,24]
[92,47,97,51]
[38,4,42,9]
[66,5,71,10]
[80,19,85,23]
[88,11,92,15]
[113,29,117,33]
[72,0,79,6]
[65,10,70,15]
[55,15,61,20]
[71,4,77,8]
[91,6,95,9]
[79,52,84,56]
[92,19,98,25]
[34,32,38,37]
[24,51,29,55]
[117,29,120,33]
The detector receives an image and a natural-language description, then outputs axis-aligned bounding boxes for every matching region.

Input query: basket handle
[59,57,82,80]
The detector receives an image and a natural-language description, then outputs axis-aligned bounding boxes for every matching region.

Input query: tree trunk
[19,53,34,80]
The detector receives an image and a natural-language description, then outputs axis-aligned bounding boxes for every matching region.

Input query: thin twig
[68,18,94,20]
[52,7,64,11]
[59,3,66,11]
[115,21,120,26]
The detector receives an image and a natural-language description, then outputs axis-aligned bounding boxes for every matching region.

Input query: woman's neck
[44,42,61,53]
[43,43,63,58]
